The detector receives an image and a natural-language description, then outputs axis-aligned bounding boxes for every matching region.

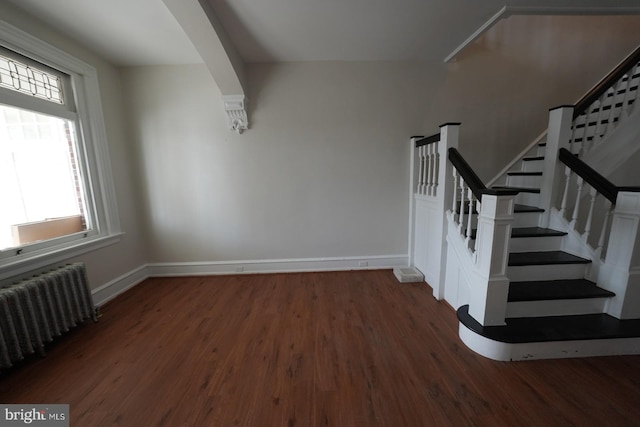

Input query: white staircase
[408,46,640,361]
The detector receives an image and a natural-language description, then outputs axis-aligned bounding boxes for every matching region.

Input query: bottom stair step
[508,279,615,302]
[457,305,640,344]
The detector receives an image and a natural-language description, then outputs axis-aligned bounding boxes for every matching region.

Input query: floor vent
[393,267,424,283]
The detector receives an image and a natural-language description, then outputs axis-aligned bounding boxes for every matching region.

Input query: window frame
[0,19,121,280]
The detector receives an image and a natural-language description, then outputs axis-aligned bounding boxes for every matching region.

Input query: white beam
[162,0,248,132]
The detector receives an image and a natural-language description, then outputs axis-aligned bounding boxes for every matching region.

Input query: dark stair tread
[492,186,540,194]
[514,204,544,213]
[457,305,640,343]
[507,171,543,176]
[509,251,591,266]
[470,227,566,240]
[508,279,615,302]
[522,156,544,161]
[457,204,543,215]
[510,227,567,238]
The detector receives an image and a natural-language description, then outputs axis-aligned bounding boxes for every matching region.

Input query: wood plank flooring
[0,270,639,426]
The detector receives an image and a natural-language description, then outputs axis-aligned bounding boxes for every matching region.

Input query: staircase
[489,139,615,320]
[408,46,640,361]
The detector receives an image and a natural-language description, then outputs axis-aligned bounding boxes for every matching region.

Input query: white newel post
[468,193,515,326]
[409,124,459,300]
[599,191,640,319]
[432,123,459,299]
[407,136,421,267]
[539,106,573,227]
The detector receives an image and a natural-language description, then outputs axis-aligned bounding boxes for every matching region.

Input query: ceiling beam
[162,0,248,133]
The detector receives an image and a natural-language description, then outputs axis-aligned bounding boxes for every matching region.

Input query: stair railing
[488,45,640,189]
[570,45,640,158]
[554,148,640,319]
[446,147,518,326]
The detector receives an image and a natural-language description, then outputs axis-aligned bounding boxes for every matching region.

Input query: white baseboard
[148,255,408,277]
[90,255,408,306]
[92,264,150,307]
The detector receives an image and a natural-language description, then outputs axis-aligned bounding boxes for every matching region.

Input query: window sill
[0,232,123,282]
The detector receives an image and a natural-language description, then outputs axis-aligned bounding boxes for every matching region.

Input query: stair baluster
[569,176,584,230]
[559,166,571,217]
[582,188,597,243]
[428,143,436,196]
[417,145,425,195]
[458,178,466,235]
[595,201,613,258]
[465,187,474,248]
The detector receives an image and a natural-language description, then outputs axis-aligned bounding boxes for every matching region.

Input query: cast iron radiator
[0,262,97,369]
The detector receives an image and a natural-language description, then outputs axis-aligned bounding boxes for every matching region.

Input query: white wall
[0,4,148,290]
[123,42,640,267]
[124,62,432,263]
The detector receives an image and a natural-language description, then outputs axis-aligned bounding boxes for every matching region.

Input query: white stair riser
[509,236,564,252]
[514,192,540,207]
[507,174,542,188]
[522,159,544,172]
[513,212,542,227]
[508,263,588,281]
[536,145,546,157]
[506,298,608,318]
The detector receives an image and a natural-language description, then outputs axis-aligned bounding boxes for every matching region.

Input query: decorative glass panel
[0,53,64,104]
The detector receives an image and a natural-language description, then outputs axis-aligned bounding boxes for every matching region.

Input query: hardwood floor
[0,270,638,426]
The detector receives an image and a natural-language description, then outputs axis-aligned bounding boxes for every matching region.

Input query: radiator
[0,262,97,369]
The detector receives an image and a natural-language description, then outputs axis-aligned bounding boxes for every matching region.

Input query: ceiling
[3,0,640,66]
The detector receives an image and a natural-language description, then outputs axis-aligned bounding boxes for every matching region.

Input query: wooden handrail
[448,148,518,201]
[558,148,640,204]
[573,45,640,119]
[415,133,440,147]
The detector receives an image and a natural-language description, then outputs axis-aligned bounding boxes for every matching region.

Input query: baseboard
[92,264,150,307]
[147,255,408,277]
[91,255,408,305]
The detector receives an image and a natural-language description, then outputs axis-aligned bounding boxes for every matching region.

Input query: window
[0,20,120,279]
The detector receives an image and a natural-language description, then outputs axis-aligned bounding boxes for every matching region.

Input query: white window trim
[0,19,121,281]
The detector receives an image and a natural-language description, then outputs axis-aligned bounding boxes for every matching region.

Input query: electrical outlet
[235,265,244,273]
[358,261,368,267]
